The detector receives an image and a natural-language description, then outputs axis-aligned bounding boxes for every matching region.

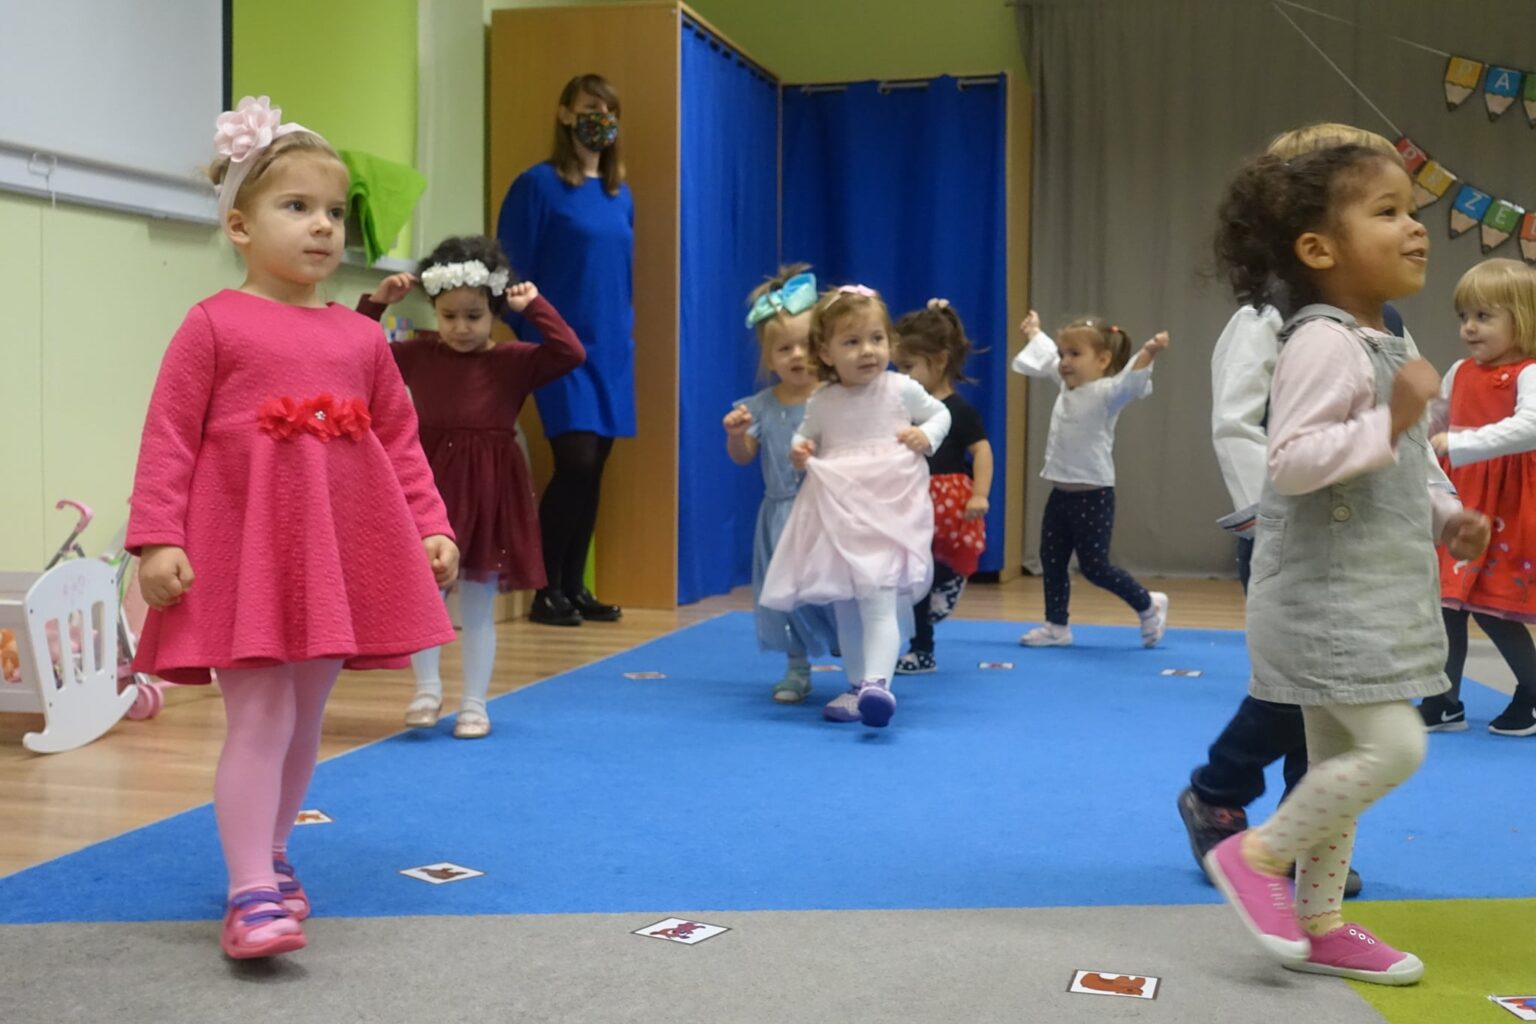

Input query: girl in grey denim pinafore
[1245,306,1450,706]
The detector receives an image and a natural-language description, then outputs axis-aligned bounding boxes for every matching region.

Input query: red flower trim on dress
[257,394,372,441]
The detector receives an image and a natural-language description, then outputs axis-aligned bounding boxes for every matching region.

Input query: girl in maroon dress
[1424,258,1536,736]
[130,97,459,960]
[361,236,585,739]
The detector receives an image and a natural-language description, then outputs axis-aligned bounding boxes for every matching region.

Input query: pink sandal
[273,858,310,921]
[220,889,306,959]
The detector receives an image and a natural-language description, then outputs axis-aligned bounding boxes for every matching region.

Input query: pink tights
[214,659,342,899]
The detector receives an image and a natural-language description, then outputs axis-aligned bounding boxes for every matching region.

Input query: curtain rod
[680,13,777,83]
[799,75,1001,95]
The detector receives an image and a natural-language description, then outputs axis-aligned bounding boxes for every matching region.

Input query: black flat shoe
[567,588,621,622]
[529,589,582,627]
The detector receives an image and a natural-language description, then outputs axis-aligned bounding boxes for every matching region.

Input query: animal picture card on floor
[623,671,667,680]
[1493,995,1536,1021]
[1068,970,1160,999]
[294,809,332,825]
[400,862,485,885]
[1160,669,1203,677]
[634,918,729,944]
[978,661,1014,670]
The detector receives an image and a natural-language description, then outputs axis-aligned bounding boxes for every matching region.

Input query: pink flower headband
[214,96,317,224]
[836,284,877,298]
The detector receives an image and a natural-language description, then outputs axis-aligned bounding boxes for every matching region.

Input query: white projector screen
[0,0,228,223]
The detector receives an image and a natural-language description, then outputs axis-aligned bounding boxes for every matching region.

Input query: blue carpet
[2,613,1530,923]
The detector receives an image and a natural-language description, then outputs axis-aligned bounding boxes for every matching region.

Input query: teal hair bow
[745,272,818,328]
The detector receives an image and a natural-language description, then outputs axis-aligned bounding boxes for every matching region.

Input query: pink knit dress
[127,289,456,685]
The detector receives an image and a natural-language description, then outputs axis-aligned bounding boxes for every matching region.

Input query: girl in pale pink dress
[761,286,951,727]
[129,97,459,960]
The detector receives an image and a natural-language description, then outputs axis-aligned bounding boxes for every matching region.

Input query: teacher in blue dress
[498,73,634,627]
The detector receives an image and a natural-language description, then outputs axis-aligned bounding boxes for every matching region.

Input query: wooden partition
[1003,73,1033,580]
[488,2,680,609]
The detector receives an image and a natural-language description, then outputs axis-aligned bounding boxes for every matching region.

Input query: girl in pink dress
[128,97,459,960]
[761,286,951,728]
[359,236,585,739]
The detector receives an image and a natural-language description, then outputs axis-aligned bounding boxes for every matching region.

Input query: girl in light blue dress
[724,266,839,703]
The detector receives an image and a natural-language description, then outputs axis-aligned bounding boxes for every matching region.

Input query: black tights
[539,432,614,596]
[1442,607,1536,705]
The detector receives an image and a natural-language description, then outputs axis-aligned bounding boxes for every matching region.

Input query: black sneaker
[1418,695,1468,732]
[1488,702,1536,737]
[568,589,621,622]
[1176,786,1247,868]
[529,589,582,627]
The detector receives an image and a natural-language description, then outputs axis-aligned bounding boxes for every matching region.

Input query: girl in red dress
[361,236,585,740]
[1425,258,1536,736]
[130,97,460,959]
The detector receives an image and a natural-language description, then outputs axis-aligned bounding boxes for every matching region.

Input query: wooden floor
[0,576,1246,876]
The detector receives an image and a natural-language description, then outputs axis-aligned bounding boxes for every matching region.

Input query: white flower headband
[213,95,316,225]
[420,260,511,297]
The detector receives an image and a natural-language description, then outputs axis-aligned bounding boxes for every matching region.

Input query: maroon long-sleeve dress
[357,294,585,591]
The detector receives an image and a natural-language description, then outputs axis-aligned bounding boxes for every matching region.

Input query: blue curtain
[677,21,779,604]
[782,77,1009,574]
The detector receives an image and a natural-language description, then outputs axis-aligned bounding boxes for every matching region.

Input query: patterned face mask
[573,111,619,152]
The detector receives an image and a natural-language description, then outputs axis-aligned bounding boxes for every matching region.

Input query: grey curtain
[1015,0,1536,577]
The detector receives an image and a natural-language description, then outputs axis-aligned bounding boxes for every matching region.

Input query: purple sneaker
[823,687,862,722]
[856,679,896,728]
[1284,923,1423,985]
[1203,833,1309,963]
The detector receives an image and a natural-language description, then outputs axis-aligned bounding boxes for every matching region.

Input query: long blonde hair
[550,73,625,196]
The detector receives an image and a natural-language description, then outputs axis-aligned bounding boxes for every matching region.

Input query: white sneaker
[1020,623,1073,647]
[822,688,862,722]
[1141,592,1169,647]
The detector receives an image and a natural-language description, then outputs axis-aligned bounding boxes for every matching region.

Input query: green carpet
[1347,898,1536,1024]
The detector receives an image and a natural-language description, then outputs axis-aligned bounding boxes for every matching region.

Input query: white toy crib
[0,559,137,753]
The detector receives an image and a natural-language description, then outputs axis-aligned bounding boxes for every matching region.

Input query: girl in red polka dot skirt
[892,300,993,673]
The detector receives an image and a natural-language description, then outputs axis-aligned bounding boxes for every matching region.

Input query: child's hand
[964,495,989,520]
[138,545,194,609]
[1141,331,1171,358]
[1442,510,1491,561]
[790,438,816,471]
[723,405,754,437]
[897,426,931,453]
[1430,432,1449,458]
[369,272,416,306]
[1020,309,1041,340]
[1390,358,1440,437]
[505,281,540,313]
[424,535,460,588]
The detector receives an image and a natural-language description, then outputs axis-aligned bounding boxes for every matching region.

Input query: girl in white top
[1012,311,1171,647]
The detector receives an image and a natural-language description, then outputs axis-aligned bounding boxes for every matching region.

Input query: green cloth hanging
[339,149,427,264]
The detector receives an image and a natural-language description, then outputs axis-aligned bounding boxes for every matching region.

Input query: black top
[929,393,987,476]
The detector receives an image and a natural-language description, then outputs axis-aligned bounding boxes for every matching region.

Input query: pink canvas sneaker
[1203,833,1309,963]
[1284,923,1424,985]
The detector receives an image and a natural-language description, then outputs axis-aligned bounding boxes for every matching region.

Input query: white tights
[833,588,901,686]
[409,579,498,713]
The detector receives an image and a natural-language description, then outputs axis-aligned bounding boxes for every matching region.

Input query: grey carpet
[1,904,1386,1023]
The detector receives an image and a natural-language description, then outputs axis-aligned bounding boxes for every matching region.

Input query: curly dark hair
[893,304,978,386]
[1213,144,1400,316]
[417,235,519,314]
